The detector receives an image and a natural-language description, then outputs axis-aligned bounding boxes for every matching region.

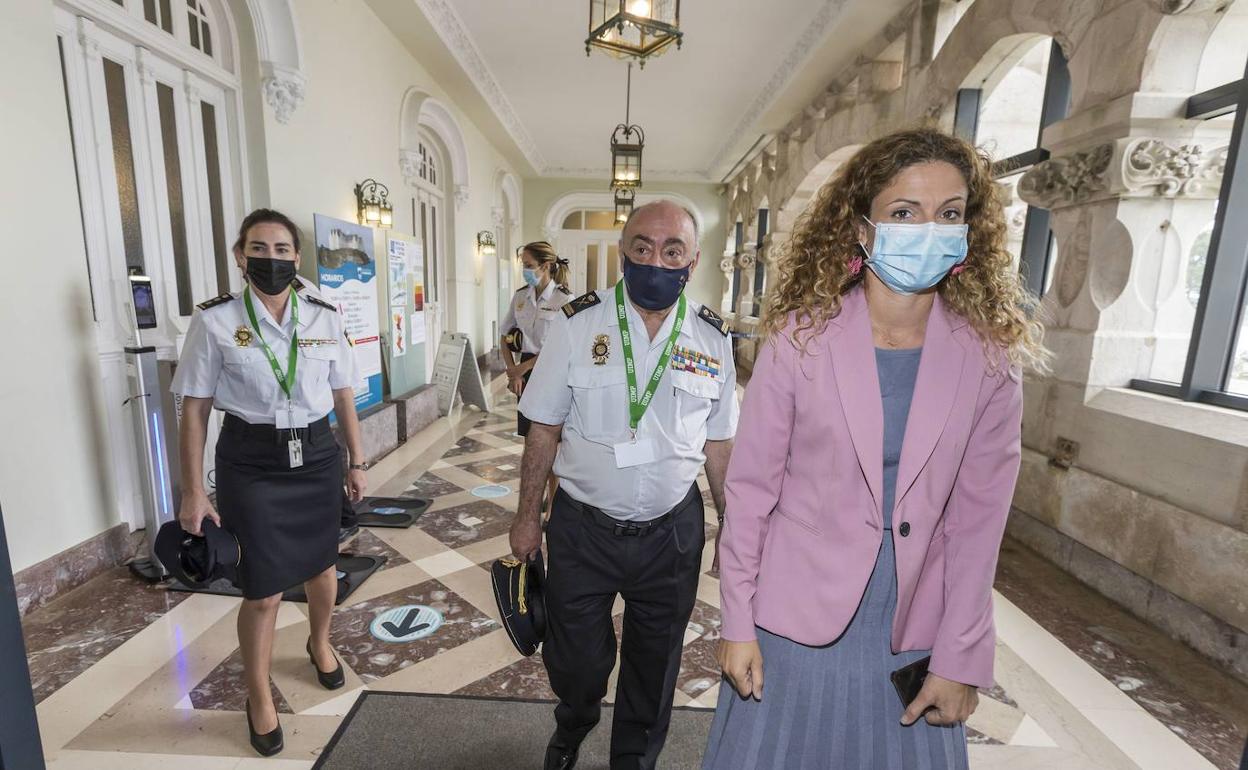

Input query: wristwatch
[349,462,368,471]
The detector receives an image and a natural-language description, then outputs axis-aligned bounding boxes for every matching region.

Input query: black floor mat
[166,553,385,605]
[353,496,431,529]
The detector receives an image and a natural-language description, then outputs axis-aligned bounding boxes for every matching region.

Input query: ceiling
[369,0,912,182]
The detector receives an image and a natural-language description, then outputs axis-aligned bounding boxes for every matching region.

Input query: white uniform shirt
[171,286,359,424]
[519,283,739,521]
[501,281,574,355]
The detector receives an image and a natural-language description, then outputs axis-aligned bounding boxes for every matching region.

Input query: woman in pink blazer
[703,129,1049,769]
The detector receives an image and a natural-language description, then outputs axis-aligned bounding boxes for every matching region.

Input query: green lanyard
[615,281,685,437]
[243,286,299,399]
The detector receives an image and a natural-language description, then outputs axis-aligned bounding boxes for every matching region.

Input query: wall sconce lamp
[477,230,497,257]
[354,178,393,229]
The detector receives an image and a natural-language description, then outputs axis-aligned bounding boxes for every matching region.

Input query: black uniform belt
[559,484,698,537]
[222,413,332,443]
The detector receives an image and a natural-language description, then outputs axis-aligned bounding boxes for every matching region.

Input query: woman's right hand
[178,490,221,536]
[718,639,764,700]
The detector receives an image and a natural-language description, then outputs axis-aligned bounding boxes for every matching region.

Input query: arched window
[953,36,1070,297]
[1132,2,1248,405]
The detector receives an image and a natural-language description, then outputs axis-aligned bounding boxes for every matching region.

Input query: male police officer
[511,201,737,770]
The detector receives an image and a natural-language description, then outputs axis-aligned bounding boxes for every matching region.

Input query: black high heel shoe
[245,698,284,757]
[307,637,345,690]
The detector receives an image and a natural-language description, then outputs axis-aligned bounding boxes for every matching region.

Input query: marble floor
[22,386,1248,769]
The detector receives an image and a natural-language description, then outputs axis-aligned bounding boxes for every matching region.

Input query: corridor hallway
[22,387,1248,769]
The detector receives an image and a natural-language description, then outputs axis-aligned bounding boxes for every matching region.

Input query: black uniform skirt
[215,413,341,600]
[516,352,538,437]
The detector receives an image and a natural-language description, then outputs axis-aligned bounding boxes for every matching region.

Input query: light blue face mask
[860,216,969,295]
[522,268,541,288]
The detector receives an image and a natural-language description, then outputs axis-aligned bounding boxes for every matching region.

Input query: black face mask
[245,257,297,296]
[621,254,690,311]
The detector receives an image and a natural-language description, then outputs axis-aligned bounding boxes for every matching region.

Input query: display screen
[130,276,158,329]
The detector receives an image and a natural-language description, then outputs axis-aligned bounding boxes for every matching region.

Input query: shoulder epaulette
[562,292,601,318]
[515,286,527,294]
[697,305,729,337]
[304,294,338,312]
[197,293,234,311]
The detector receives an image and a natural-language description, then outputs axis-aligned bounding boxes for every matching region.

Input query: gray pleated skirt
[702,536,969,770]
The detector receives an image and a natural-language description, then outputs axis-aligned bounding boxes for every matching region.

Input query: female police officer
[172,208,367,757]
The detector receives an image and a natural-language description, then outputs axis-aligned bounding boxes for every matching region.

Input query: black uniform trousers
[543,484,705,770]
[516,352,538,437]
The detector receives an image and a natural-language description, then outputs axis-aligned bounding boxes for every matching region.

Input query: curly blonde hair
[760,128,1050,373]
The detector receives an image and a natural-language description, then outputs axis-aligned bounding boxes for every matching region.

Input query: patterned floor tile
[331,578,500,683]
[406,471,465,499]
[341,528,411,572]
[442,436,497,459]
[417,500,515,549]
[187,648,294,714]
[458,458,522,484]
[22,567,191,704]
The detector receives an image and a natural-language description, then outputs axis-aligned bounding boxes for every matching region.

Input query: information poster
[387,240,408,306]
[314,214,382,413]
[391,310,406,358]
[410,311,426,346]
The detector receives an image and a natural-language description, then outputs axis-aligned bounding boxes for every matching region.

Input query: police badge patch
[234,325,253,347]
[591,334,610,365]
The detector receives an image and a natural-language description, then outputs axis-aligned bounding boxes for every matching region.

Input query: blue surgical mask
[621,254,690,311]
[860,216,968,295]
[522,268,541,288]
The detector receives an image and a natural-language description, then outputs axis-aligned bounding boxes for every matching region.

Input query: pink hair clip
[848,255,863,276]
[951,264,966,275]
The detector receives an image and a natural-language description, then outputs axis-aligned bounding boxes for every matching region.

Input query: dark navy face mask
[621,253,690,311]
[246,257,297,296]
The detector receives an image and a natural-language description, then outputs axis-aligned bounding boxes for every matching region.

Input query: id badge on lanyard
[244,286,304,468]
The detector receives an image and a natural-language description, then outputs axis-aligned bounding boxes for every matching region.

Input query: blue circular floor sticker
[370,605,443,643]
[471,484,511,499]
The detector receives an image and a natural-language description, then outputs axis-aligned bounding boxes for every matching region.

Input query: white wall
[0,2,118,572]
[260,0,523,358]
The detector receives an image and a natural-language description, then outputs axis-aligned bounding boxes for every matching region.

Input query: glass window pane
[562,212,582,230]
[202,19,212,56]
[1146,193,1221,385]
[585,210,617,230]
[144,0,158,24]
[997,171,1027,268]
[188,12,200,49]
[59,38,97,321]
[200,101,229,294]
[607,243,620,286]
[431,203,439,301]
[419,201,431,301]
[103,58,145,272]
[976,37,1052,163]
[587,244,599,293]
[159,0,173,33]
[157,83,192,315]
[1228,293,1248,396]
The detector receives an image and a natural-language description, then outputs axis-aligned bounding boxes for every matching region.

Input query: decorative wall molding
[1018,144,1114,209]
[454,184,470,210]
[246,0,307,123]
[542,190,707,239]
[1146,0,1223,14]
[720,257,735,274]
[261,62,305,125]
[1122,138,1228,198]
[541,167,714,183]
[414,0,546,174]
[706,0,854,177]
[737,252,757,269]
[400,90,472,203]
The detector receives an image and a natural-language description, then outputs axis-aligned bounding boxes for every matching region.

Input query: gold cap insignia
[233,326,252,347]
[591,334,610,366]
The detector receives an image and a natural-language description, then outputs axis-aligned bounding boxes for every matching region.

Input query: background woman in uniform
[171,208,368,757]
[706,128,1049,769]
[500,241,572,516]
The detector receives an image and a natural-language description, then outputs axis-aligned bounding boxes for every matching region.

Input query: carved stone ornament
[454,184,470,210]
[720,257,735,274]
[262,67,306,125]
[1123,138,1227,198]
[1018,144,1113,209]
[738,252,757,269]
[399,150,420,188]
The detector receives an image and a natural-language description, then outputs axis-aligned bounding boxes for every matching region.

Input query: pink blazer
[718,287,1022,689]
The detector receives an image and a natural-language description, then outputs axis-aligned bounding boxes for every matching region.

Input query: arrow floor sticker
[370,605,444,643]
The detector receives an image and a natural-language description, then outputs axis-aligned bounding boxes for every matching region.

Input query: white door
[412,190,447,378]
[561,231,621,296]
[56,5,243,527]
